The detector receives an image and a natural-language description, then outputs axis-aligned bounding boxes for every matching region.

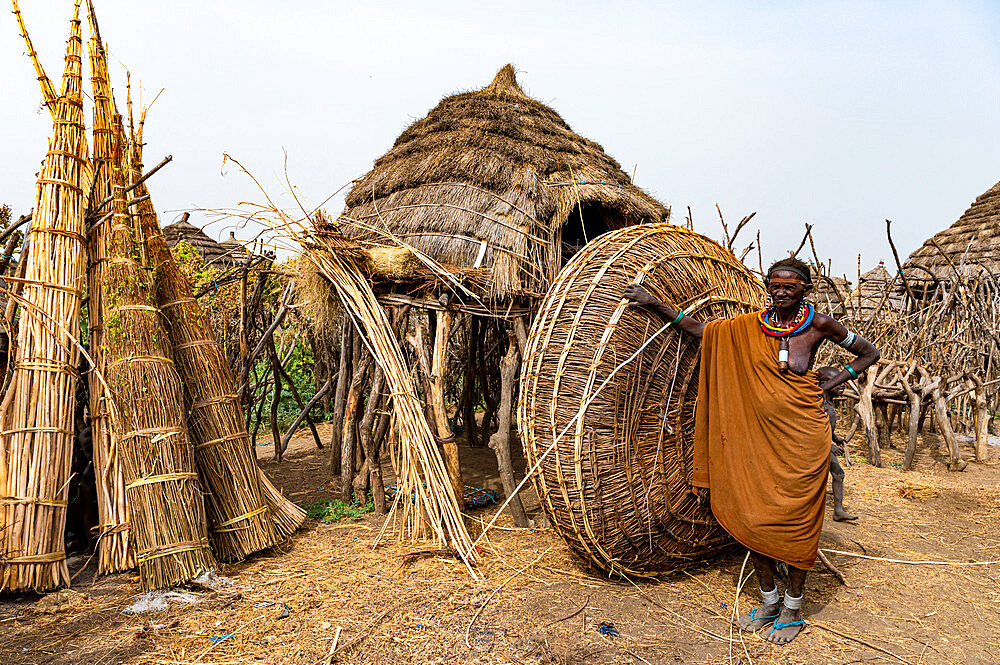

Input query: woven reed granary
[318,65,668,527]
[518,224,765,576]
[847,262,905,325]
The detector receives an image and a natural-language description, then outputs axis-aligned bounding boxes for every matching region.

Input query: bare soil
[1,424,998,665]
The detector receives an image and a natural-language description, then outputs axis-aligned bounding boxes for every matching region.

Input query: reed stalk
[96,101,215,591]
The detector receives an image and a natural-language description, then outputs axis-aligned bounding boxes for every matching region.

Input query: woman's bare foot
[833,506,858,521]
[765,607,805,644]
[738,602,780,632]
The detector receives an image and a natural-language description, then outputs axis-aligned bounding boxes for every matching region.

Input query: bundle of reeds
[0,1,89,593]
[304,231,478,577]
[85,1,132,574]
[126,123,295,558]
[98,119,215,590]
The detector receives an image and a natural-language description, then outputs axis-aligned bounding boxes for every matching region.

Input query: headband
[766,265,811,283]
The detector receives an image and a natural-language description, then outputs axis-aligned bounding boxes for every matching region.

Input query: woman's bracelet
[845,365,858,379]
[671,310,685,325]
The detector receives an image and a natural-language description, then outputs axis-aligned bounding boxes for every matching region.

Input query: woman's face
[767,269,812,308]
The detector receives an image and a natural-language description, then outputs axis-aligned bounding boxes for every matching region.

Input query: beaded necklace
[758,302,815,373]
[758,302,814,337]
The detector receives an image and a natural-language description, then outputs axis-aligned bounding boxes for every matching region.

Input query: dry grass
[897,478,940,500]
[2,432,997,665]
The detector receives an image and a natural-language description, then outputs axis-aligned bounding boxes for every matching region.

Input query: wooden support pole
[488,332,529,527]
[267,332,284,462]
[340,347,372,502]
[430,309,463,505]
[359,366,387,514]
[329,322,352,476]
[931,382,967,471]
[970,375,991,463]
[855,370,881,467]
[900,376,922,472]
[479,326,499,449]
[459,315,479,449]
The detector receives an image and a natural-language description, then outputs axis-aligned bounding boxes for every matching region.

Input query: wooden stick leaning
[0,1,88,592]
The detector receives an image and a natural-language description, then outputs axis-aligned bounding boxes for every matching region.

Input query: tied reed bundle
[305,234,478,577]
[218,162,475,575]
[519,224,765,576]
[85,1,132,573]
[98,117,215,591]
[0,1,89,592]
[126,125,294,557]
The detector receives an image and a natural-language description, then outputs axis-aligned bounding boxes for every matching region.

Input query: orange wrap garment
[692,312,830,569]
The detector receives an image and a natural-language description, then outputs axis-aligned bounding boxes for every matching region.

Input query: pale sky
[3,1,999,282]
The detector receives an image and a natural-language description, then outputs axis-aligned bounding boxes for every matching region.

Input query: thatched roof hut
[904,179,1000,284]
[163,217,252,268]
[848,262,905,323]
[341,64,667,301]
[218,231,251,266]
[163,216,227,266]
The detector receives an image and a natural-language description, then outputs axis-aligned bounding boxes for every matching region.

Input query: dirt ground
[1,423,999,665]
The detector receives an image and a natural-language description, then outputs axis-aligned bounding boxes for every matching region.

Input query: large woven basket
[518,224,766,576]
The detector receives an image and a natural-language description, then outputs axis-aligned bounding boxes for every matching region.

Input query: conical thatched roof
[905,180,1000,282]
[163,217,226,266]
[342,64,668,299]
[848,262,905,323]
[218,231,251,266]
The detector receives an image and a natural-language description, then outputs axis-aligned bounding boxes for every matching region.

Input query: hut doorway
[560,202,626,264]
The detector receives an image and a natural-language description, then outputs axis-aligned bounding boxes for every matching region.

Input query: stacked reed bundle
[518,224,765,577]
[85,2,133,573]
[126,125,297,556]
[0,1,89,592]
[98,118,215,590]
[304,231,478,577]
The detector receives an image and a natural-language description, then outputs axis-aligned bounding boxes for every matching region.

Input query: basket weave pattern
[519,224,765,576]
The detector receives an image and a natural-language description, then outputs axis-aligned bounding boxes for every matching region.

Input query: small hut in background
[326,64,667,525]
[848,261,905,324]
[904,179,1000,298]
[219,231,251,266]
[163,215,227,265]
[163,214,252,269]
